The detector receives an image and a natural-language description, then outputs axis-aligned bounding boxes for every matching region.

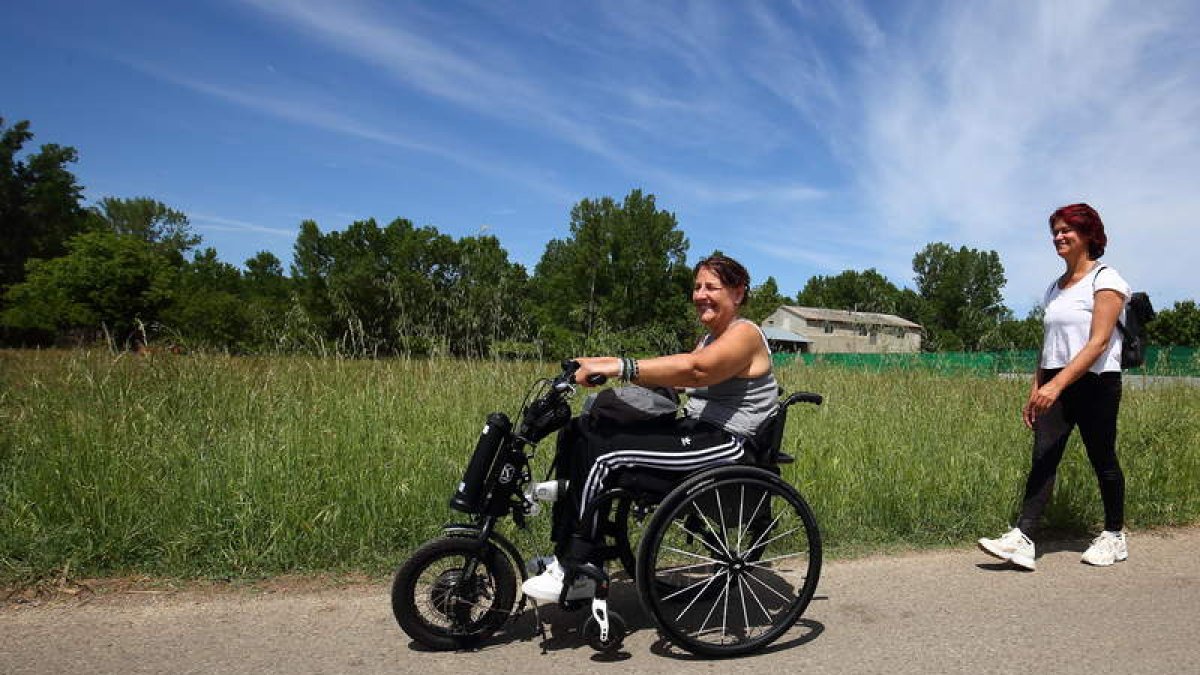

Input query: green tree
[980,305,1043,351]
[1147,300,1200,347]
[289,217,527,356]
[0,118,91,298]
[290,219,336,341]
[443,234,530,357]
[93,196,200,260]
[894,288,927,331]
[742,276,789,324]
[160,247,250,350]
[912,243,1009,351]
[530,190,692,355]
[1,231,173,345]
[795,268,907,316]
[297,217,445,354]
[244,250,289,301]
[327,218,413,352]
[240,251,294,352]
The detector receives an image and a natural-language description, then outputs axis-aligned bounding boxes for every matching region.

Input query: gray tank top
[683,320,779,437]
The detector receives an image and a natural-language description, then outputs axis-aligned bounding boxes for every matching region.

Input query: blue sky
[4,0,1196,316]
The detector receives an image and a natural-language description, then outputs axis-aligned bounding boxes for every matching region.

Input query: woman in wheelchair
[522,254,781,603]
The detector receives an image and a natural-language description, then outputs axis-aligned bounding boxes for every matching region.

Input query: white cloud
[119,58,579,205]
[234,0,829,212]
[743,232,863,275]
[113,1,1197,310]
[189,213,294,237]
[848,0,1200,310]
[236,0,624,163]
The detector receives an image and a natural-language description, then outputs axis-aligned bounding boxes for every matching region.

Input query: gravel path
[4,527,1198,674]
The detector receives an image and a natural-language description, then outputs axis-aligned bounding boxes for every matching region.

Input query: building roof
[776,306,922,329]
[761,326,812,343]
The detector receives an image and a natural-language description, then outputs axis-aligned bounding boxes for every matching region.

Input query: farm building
[762,306,922,354]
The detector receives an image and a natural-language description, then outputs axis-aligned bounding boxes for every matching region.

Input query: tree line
[3,117,1198,356]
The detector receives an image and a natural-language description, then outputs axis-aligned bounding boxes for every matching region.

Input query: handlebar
[559,360,607,387]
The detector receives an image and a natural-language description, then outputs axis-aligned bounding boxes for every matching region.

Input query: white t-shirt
[1040,264,1131,374]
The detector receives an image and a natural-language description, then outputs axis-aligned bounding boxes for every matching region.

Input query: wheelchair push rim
[635,466,821,657]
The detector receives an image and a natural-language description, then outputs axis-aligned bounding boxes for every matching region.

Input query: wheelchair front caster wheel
[583,610,626,652]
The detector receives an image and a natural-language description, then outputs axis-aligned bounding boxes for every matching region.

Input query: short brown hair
[694,254,751,306]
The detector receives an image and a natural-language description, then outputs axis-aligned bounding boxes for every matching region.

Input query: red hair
[1049,203,1107,258]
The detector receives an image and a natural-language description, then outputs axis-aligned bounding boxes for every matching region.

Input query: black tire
[391,536,518,650]
[635,466,821,657]
[583,610,627,652]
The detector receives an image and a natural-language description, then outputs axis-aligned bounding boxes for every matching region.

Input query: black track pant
[550,415,743,560]
[1017,369,1124,534]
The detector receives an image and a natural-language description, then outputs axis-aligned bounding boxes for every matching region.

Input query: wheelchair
[391,361,823,657]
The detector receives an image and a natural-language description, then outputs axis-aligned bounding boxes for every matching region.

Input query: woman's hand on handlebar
[569,357,619,387]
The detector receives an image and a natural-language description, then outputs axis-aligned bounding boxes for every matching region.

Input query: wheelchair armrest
[774,451,796,465]
[781,392,823,408]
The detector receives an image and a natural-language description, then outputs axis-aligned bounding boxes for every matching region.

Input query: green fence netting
[774,346,1199,376]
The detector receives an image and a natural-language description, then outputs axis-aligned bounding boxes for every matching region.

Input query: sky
[4,0,1196,317]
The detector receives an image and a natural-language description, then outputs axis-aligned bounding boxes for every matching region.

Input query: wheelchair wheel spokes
[660,567,725,604]
[637,467,821,657]
[688,501,734,558]
[743,519,801,560]
[392,536,517,650]
[655,551,722,576]
[417,556,495,629]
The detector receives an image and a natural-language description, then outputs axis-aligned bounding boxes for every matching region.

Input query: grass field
[2,349,1197,583]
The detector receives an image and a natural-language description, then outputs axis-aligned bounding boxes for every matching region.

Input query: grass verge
[2,350,1197,583]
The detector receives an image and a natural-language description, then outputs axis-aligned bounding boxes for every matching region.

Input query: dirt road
[4,527,1198,674]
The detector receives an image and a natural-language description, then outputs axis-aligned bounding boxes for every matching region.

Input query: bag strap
[1092,264,1131,339]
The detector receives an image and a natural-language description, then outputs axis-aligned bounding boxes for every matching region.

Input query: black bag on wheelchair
[582,385,679,425]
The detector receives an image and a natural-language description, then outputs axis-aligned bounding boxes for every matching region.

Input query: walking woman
[978,203,1131,571]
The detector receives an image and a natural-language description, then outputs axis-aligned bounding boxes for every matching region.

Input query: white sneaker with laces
[978,527,1036,570]
[1081,530,1128,566]
[521,557,595,602]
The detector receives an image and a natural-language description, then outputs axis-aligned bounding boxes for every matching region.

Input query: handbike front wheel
[391,535,517,650]
[636,466,821,657]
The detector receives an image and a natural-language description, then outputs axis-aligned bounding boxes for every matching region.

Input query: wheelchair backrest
[747,403,787,465]
[747,388,824,465]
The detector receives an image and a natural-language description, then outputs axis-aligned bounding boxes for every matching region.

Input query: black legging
[550,415,743,561]
[1017,369,1124,534]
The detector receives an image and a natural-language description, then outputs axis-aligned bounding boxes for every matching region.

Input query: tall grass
[777,366,1200,552]
[2,350,1197,582]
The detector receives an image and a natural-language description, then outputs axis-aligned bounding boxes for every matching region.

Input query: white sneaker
[978,527,1036,570]
[1081,531,1128,566]
[521,558,595,602]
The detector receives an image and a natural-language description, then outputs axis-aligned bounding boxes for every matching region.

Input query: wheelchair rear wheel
[635,466,821,657]
[391,536,517,650]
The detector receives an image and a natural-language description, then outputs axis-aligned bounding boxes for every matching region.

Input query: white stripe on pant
[578,435,745,535]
